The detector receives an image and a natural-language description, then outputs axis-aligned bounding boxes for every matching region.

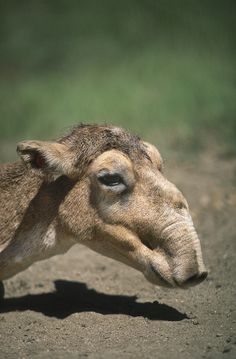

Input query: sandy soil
[0,150,236,359]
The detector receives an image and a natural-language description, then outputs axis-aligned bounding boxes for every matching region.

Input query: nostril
[199,271,208,281]
[175,200,188,210]
[185,271,208,285]
[186,273,199,284]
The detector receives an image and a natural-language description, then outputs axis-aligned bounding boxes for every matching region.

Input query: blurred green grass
[0,0,235,162]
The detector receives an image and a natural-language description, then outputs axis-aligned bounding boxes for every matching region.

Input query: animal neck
[0,162,77,279]
[0,162,75,251]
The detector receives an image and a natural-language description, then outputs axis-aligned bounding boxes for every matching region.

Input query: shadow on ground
[0,280,188,321]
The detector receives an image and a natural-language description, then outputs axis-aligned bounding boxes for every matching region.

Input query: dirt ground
[0,149,236,359]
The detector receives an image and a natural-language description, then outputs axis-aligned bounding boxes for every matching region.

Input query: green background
[0,0,235,161]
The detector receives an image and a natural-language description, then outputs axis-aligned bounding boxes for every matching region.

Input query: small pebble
[223,345,231,353]
[210,310,217,315]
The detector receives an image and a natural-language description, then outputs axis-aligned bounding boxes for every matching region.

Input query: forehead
[60,124,150,164]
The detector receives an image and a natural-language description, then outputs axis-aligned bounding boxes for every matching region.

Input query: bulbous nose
[180,271,208,287]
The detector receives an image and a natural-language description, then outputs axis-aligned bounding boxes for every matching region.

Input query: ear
[17,140,78,180]
[143,141,163,172]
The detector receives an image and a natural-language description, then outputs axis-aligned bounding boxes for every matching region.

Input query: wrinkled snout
[145,214,208,288]
[156,181,208,286]
[170,232,208,288]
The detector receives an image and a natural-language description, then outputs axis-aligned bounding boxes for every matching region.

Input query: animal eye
[98,173,123,187]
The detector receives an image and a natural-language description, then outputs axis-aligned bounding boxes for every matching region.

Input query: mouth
[148,263,174,288]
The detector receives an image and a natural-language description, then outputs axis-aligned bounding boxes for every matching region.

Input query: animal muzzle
[146,248,207,288]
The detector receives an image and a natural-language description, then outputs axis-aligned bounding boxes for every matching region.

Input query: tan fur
[0,125,207,287]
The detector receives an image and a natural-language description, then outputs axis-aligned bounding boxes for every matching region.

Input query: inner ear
[33,152,46,169]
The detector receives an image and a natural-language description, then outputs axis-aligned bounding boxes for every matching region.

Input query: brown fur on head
[16,125,150,181]
[0,124,207,287]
